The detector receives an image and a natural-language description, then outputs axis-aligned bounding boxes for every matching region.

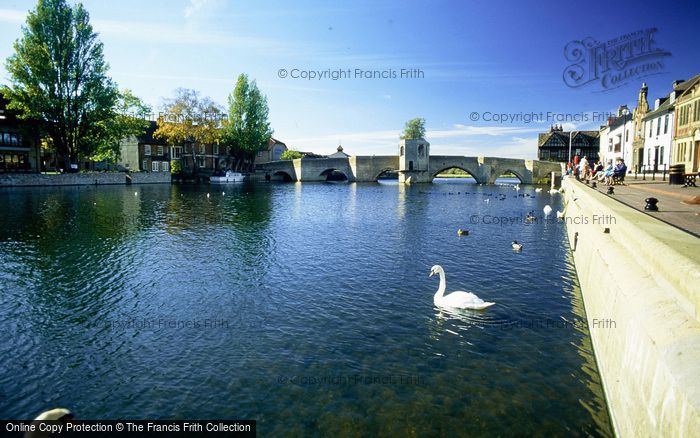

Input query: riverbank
[562,177,700,437]
[0,172,170,187]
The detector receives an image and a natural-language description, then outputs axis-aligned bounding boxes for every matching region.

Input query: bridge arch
[271,170,294,182]
[431,166,483,184]
[493,168,526,184]
[374,168,398,181]
[320,168,349,182]
[489,164,531,184]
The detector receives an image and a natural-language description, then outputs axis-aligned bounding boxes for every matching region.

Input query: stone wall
[563,177,700,437]
[0,172,170,187]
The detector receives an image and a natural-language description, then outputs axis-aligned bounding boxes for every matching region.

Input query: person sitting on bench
[600,160,614,184]
[612,158,627,185]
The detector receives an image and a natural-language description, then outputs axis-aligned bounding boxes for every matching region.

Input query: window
[400,146,404,156]
[695,101,700,122]
[608,138,613,152]
[162,161,169,172]
[656,118,660,136]
[198,157,205,168]
[199,145,205,154]
[172,146,182,159]
[142,159,148,171]
[213,144,219,155]
[660,147,664,165]
[664,115,669,134]
[152,161,159,172]
[418,144,424,157]
[157,145,163,156]
[648,121,652,138]
[144,144,151,155]
[625,129,629,142]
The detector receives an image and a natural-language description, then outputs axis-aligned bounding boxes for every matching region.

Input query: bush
[170,159,182,174]
[280,150,303,160]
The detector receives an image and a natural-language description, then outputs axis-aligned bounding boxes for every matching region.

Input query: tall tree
[153,88,223,176]
[400,117,426,140]
[3,0,118,167]
[92,89,151,163]
[222,74,273,171]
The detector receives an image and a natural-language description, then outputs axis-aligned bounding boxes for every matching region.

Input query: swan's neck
[434,269,446,302]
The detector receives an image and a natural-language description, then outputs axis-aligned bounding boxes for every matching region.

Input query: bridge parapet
[255,155,563,184]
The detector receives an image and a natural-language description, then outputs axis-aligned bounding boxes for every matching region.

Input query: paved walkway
[575,176,700,237]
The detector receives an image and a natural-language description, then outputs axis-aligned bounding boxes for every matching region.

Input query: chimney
[654,98,661,110]
[673,79,685,89]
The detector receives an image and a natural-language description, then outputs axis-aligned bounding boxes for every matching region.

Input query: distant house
[118,121,227,174]
[672,74,700,173]
[118,121,172,172]
[255,137,288,163]
[537,125,599,163]
[599,106,635,166]
[328,145,350,158]
[640,81,685,173]
[0,93,41,173]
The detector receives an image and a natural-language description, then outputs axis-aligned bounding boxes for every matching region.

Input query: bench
[612,172,626,185]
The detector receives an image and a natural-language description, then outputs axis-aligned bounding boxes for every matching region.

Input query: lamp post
[568,130,578,174]
[620,107,630,165]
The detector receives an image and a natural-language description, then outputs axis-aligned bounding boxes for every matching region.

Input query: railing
[633,164,667,182]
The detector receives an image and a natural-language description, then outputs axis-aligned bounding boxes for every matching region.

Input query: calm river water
[0,179,612,436]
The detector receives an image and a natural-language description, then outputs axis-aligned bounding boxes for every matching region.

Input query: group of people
[566,155,627,185]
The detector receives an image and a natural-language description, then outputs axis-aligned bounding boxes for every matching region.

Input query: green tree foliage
[280,150,303,160]
[400,117,426,140]
[154,88,223,175]
[222,74,273,171]
[2,0,118,166]
[92,89,151,163]
[170,159,182,174]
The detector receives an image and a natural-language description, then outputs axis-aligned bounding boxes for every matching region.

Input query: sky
[0,0,699,158]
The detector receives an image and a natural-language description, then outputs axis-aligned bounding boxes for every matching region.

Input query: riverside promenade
[579,177,700,237]
[562,176,700,437]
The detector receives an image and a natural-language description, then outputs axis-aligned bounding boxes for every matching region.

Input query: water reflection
[0,182,611,437]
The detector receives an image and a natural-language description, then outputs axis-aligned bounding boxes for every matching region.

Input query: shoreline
[562,177,700,437]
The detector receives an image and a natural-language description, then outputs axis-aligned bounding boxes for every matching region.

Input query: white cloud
[0,8,25,24]
[184,0,223,19]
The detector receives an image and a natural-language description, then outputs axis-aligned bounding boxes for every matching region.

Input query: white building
[600,105,635,169]
[640,88,678,173]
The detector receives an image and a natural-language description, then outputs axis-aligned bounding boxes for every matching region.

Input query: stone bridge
[256,155,562,184]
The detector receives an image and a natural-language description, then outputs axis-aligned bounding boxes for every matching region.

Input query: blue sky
[1,0,699,157]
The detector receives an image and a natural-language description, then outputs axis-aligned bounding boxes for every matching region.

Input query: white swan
[556,210,565,218]
[512,241,523,251]
[514,184,520,191]
[535,188,543,193]
[33,408,73,421]
[548,188,559,194]
[26,409,73,438]
[429,265,494,310]
[543,205,552,216]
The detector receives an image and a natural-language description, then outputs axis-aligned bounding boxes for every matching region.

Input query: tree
[280,150,303,160]
[3,0,118,167]
[400,117,426,140]
[154,88,223,176]
[91,89,151,163]
[221,74,273,171]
